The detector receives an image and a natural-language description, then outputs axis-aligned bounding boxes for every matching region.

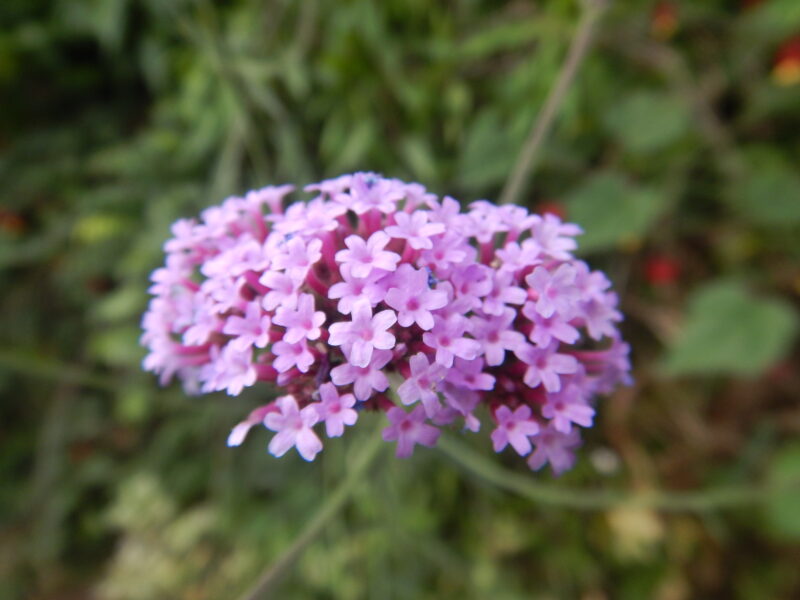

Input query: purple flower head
[142,173,631,473]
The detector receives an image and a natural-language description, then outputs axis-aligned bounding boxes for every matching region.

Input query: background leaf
[663,281,799,376]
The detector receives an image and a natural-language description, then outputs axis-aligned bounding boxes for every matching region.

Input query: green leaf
[565,171,668,252]
[725,164,800,227]
[457,111,516,192]
[764,443,800,540]
[603,92,690,154]
[663,281,799,376]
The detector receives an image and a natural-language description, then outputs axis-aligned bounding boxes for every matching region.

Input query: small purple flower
[541,384,595,433]
[384,264,448,330]
[202,345,257,396]
[490,405,540,456]
[335,231,400,278]
[264,395,323,461]
[328,300,397,368]
[422,315,481,368]
[272,236,322,280]
[470,309,526,367]
[222,301,272,350]
[330,349,391,401]
[385,210,446,250]
[328,266,386,314]
[315,383,358,437]
[227,404,275,447]
[515,343,579,393]
[260,270,301,311]
[445,358,495,391]
[527,425,582,476]
[272,339,315,373]
[481,270,527,316]
[525,264,581,319]
[273,293,325,343]
[522,302,580,347]
[382,405,441,458]
[338,172,404,214]
[397,352,446,414]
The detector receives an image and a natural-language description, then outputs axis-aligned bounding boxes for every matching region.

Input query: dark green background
[2,0,799,598]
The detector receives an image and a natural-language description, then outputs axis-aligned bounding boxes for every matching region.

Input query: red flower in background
[644,255,681,286]
[651,2,678,40]
[772,35,800,86]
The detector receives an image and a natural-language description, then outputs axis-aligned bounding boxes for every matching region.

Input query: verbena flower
[141,173,631,474]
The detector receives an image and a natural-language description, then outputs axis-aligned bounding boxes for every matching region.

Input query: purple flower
[481,270,527,316]
[272,339,315,373]
[522,302,580,347]
[385,210,446,250]
[397,352,446,414]
[490,405,540,456]
[525,264,581,319]
[335,231,400,278]
[515,343,579,393]
[259,270,301,311]
[384,264,447,330]
[470,309,526,367]
[328,300,397,368]
[382,406,441,458]
[227,404,275,447]
[143,172,631,475]
[422,315,481,368]
[338,172,404,214]
[541,384,594,433]
[445,358,495,391]
[315,383,358,437]
[264,395,323,461]
[327,266,386,314]
[272,236,322,280]
[222,301,272,350]
[201,345,257,396]
[273,293,325,343]
[330,349,391,401]
[527,425,582,476]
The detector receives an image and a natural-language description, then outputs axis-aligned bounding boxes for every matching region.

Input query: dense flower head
[142,172,631,475]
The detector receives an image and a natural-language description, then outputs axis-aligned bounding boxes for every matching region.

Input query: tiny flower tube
[142,172,631,474]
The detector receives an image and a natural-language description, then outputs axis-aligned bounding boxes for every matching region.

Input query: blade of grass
[499,0,608,205]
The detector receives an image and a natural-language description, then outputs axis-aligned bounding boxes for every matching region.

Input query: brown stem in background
[499,0,609,206]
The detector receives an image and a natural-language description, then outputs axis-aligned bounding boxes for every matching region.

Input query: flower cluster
[141,173,631,475]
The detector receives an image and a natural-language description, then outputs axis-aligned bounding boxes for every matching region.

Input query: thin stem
[238,421,386,600]
[499,0,608,206]
[438,434,792,512]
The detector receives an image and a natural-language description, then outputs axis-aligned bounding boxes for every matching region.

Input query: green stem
[499,0,608,205]
[438,434,785,512]
[237,421,386,600]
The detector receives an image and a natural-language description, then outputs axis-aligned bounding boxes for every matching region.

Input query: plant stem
[438,434,788,512]
[499,0,608,206]
[238,422,386,600]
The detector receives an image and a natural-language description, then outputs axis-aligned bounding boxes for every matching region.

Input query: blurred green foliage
[1,0,799,598]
